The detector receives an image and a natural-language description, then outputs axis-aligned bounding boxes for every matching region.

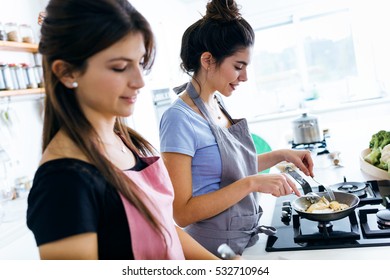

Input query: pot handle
[285,166,313,194]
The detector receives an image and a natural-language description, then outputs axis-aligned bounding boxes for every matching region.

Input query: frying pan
[291,191,360,222]
[284,166,360,222]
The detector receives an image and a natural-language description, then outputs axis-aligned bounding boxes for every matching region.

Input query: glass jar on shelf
[0,63,15,90]
[33,65,43,87]
[5,22,20,42]
[21,63,38,89]
[0,22,7,41]
[19,24,34,44]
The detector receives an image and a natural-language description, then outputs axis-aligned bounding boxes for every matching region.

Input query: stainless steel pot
[292,191,360,222]
[292,113,321,144]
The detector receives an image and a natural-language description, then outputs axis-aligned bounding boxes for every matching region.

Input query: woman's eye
[113,67,127,72]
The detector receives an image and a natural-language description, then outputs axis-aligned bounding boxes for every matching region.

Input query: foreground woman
[27,0,219,260]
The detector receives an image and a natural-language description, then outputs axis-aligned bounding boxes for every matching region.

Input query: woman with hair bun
[159,0,314,255]
[26,0,219,260]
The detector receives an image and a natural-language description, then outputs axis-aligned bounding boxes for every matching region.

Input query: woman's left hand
[281,149,314,177]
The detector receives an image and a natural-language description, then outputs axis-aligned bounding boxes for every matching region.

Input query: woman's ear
[51,60,78,89]
[200,52,213,70]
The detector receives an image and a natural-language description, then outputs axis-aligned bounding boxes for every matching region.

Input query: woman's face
[209,47,251,97]
[74,32,146,122]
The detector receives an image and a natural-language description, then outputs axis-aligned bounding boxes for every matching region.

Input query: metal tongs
[284,166,313,194]
[305,192,321,204]
[284,166,335,202]
[311,176,336,201]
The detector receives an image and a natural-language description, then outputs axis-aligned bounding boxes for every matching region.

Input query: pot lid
[293,113,318,123]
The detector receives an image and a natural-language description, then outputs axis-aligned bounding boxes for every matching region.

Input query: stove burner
[339,184,363,192]
[376,209,390,229]
[291,139,329,155]
[329,182,367,197]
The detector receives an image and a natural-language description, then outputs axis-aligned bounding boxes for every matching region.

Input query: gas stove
[265,180,390,252]
[291,138,329,155]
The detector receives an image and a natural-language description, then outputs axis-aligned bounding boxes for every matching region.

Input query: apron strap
[186,224,277,239]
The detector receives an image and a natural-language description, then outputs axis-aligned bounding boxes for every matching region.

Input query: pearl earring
[68,81,78,88]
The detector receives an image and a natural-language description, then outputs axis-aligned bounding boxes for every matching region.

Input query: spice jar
[21,63,38,89]
[19,24,34,44]
[16,64,27,89]
[0,22,7,41]
[8,63,26,89]
[0,63,15,90]
[33,65,43,87]
[0,63,6,90]
[5,22,20,42]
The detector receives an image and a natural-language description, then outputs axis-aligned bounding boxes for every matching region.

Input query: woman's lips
[121,96,137,104]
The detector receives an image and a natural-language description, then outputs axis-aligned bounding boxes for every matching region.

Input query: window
[241,4,386,117]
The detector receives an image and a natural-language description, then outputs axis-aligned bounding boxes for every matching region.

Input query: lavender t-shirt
[159,98,222,197]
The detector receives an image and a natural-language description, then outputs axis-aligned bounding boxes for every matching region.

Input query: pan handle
[285,166,313,194]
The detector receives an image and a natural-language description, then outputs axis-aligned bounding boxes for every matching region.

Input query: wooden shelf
[0,41,42,98]
[0,88,44,98]
[0,41,38,53]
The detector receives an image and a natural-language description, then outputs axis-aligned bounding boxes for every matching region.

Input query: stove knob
[282,200,292,214]
[281,200,292,224]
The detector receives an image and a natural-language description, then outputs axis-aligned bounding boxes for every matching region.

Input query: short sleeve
[159,105,197,156]
[27,163,104,246]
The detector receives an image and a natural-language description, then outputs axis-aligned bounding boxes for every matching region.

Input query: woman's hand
[280,149,314,177]
[249,173,301,197]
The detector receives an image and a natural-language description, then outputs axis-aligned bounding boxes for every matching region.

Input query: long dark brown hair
[39,0,167,248]
[179,0,254,87]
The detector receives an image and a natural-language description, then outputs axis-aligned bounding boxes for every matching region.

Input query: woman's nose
[129,66,145,89]
[239,69,248,82]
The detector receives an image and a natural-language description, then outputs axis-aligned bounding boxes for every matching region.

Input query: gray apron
[180,82,275,256]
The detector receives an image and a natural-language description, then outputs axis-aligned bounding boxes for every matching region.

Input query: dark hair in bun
[204,0,241,22]
[179,0,254,75]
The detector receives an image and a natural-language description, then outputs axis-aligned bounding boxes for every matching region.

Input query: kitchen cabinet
[0,40,44,98]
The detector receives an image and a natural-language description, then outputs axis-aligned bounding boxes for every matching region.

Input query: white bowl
[360,148,390,180]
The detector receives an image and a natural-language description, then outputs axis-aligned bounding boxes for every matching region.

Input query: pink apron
[119,156,185,260]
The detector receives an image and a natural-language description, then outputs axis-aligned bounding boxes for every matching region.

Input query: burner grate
[293,213,360,243]
[359,208,390,238]
[291,139,329,155]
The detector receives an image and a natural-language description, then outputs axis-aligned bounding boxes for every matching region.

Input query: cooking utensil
[292,113,322,144]
[291,191,360,222]
[311,176,336,201]
[284,165,336,200]
[284,166,313,194]
[305,192,321,204]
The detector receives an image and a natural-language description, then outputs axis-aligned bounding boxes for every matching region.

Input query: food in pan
[306,196,349,213]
